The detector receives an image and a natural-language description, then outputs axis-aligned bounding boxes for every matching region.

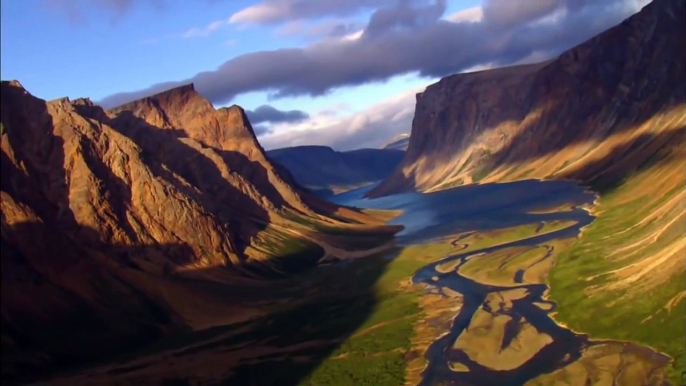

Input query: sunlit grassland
[299,220,573,385]
[549,164,686,384]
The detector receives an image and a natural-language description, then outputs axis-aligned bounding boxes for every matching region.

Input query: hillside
[0,81,400,381]
[369,0,686,380]
[267,145,404,196]
[370,0,684,197]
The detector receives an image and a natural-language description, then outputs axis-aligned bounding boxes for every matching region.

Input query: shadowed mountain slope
[369,0,685,197]
[0,80,400,382]
[267,145,404,196]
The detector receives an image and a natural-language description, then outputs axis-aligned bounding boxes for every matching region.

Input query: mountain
[382,134,410,151]
[267,145,405,196]
[368,0,686,378]
[0,81,400,381]
[369,0,685,197]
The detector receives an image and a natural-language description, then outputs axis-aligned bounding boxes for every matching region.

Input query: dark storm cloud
[98,0,642,108]
[245,105,310,124]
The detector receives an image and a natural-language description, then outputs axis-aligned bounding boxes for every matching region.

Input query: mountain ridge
[0,79,400,381]
[267,145,404,196]
[368,0,685,197]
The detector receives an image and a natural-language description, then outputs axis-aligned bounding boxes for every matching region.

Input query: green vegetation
[549,166,686,384]
[458,220,576,253]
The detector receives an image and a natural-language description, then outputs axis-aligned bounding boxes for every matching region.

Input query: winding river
[333,179,672,386]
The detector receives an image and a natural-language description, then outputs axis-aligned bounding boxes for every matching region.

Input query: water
[330,180,670,386]
[331,179,594,244]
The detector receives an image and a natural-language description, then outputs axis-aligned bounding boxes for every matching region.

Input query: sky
[1,0,652,150]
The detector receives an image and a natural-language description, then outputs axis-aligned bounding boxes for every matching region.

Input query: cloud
[182,19,228,38]
[275,19,364,39]
[44,0,163,23]
[245,105,310,125]
[482,0,560,29]
[252,124,273,136]
[229,0,396,25]
[445,6,484,24]
[99,0,644,109]
[259,86,421,151]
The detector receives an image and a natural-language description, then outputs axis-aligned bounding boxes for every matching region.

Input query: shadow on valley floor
[1,82,397,385]
[1,220,395,386]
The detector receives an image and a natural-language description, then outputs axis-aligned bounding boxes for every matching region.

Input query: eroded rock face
[0,81,395,380]
[369,0,686,197]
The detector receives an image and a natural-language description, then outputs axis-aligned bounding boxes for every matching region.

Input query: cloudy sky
[1,0,651,150]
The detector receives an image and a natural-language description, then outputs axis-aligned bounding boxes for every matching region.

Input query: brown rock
[0,80,399,380]
[368,0,685,197]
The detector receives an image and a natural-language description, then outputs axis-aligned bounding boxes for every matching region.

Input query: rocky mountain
[382,133,410,151]
[267,145,404,196]
[368,0,686,379]
[369,0,685,197]
[0,81,399,381]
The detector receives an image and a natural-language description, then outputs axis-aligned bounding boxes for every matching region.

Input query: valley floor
[45,177,683,386]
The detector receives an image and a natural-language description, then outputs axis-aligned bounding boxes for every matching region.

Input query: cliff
[369,0,685,197]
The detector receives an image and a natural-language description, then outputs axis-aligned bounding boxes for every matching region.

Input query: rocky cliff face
[369,0,685,197]
[0,81,397,380]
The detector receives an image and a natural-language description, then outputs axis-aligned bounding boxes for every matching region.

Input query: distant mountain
[267,145,404,197]
[369,0,685,197]
[0,81,400,381]
[383,133,410,151]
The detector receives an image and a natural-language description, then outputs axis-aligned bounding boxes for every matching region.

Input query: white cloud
[259,84,426,150]
[341,29,363,41]
[183,19,228,38]
[445,6,484,24]
[229,3,282,24]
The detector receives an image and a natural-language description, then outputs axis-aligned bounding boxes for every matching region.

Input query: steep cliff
[0,81,399,380]
[369,0,685,197]
[368,0,686,378]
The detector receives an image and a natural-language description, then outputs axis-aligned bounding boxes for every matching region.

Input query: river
[332,179,672,386]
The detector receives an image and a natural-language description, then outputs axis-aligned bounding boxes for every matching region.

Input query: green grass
[549,167,686,384]
[300,351,408,386]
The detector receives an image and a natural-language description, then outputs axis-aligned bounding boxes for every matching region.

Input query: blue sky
[1,0,649,150]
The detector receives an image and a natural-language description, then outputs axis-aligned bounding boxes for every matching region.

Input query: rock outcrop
[369,0,685,197]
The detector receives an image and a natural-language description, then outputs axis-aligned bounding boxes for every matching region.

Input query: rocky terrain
[370,0,684,197]
[0,81,399,382]
[267,145,404,196]
[370,0,686,381]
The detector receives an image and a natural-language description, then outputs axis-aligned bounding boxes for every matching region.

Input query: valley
[43,180,677,385]
[1,0,684,385]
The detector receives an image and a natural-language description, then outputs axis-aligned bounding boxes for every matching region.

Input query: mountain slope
[370,0,684,196]
[0,81,400,381]
[267,145,404,196]
[369,0,686,380]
